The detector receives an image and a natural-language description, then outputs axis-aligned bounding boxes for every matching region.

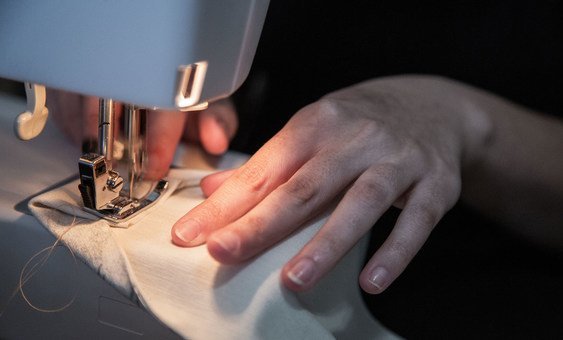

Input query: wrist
[458,88,495,170]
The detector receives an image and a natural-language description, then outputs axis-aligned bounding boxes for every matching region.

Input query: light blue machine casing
[0,0,269,109]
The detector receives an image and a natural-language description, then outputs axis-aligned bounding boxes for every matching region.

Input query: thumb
[145,110,187,179]
[198,99,238,155]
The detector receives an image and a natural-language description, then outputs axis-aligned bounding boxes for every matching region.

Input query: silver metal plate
[84,179,168,224]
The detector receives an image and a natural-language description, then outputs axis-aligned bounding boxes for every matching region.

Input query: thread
[0,205,84,317]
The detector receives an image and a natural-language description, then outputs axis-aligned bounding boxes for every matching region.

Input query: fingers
[183,99,238,155]
[205,150,364,264]
[171,129,316,247]
[200,99,238,155]
[46,89,84,145]
[46,90,124,153]
[198,110,230,155]
[280,163,414,291]
[359,178,458,294]
[200,169,237,198]
[145,110,188,179]
[49,90,235,179]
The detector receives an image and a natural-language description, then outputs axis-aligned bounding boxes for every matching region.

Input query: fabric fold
[29,169,397,339]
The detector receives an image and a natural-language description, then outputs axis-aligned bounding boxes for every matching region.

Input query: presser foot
[79,153,168,224]
[83,179,168,224]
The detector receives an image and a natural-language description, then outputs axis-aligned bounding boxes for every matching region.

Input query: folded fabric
[29,169,398,339]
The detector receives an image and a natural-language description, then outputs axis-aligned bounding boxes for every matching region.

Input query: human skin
[47,88,238,179]
[170,75,563,294]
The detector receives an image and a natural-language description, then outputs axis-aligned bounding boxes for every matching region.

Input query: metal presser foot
[78,99,168,224]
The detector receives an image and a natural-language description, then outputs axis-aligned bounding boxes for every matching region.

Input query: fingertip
[200,179,215,198]
[281,276,307,292]
[200,110,230,155]
[171,226,189,247]
[200,175,217,198]
[281,257,317,292]
[281,268,309,292]
[171,219,205,247]
[146,110,187,179]
[359,266,390,295]
[207,231,240,264]
[202,130,229,155]
[144,152,170,180]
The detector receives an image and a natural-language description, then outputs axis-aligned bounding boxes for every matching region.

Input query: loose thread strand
[1,206,85,317]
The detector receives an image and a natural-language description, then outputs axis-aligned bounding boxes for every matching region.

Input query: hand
[171,75,492,294]
[47,89,238,178]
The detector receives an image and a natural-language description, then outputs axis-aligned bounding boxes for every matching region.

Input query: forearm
[460,87,563,248]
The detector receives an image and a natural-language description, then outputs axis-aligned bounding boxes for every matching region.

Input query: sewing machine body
[0,0,269,221]
[0,0,269,109]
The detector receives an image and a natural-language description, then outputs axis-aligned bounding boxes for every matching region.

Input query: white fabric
[29,169,398,340]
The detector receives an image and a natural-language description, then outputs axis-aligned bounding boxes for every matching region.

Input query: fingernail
[368,267,388,291]
[287,258,315,286]
[213,231,240,254]
[174,220,201,244]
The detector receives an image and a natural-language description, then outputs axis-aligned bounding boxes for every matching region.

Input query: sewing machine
[0,2,405,338]
[0,0,268,337]
[0,0,269,223]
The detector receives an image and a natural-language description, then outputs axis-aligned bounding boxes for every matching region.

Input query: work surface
[0,92,396,339]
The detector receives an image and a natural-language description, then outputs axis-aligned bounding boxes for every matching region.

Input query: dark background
[233,0,563,153]
[232,1,563,338]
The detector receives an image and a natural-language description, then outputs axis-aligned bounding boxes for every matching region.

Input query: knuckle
[357,119,383,139]
[308,98,346,124]
[314,97,339,114]
[283,175,320,206]
[235,161,269,194]
[410,203,441,229]
[354,180,391,206]
[370,163,401,185]
[353,165,401,206]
